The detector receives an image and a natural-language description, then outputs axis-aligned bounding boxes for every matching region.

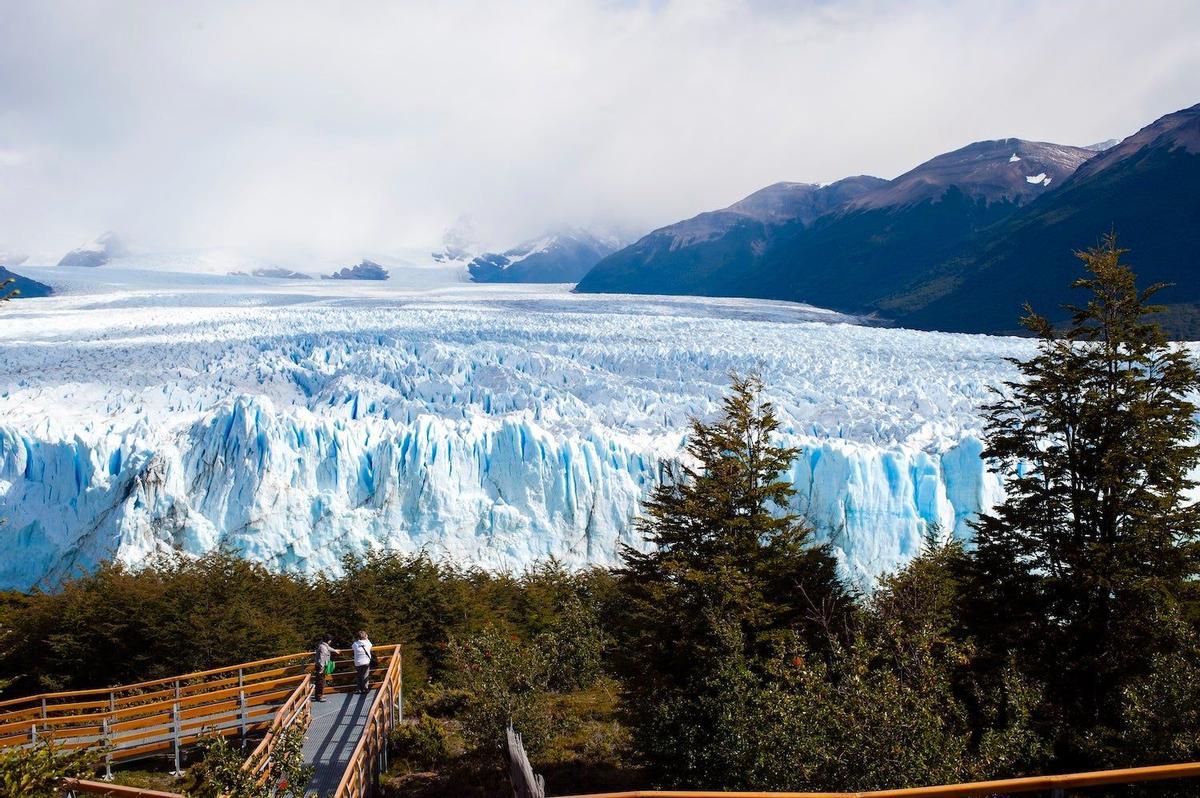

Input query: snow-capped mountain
[431,217,482,264]
[575,138,1092,300]
[574,177,885,296]
[0,273,1026,591]
[55,231,126,268]
[468,230,624,283]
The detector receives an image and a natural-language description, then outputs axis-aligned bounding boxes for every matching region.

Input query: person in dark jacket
[313,635,339,702]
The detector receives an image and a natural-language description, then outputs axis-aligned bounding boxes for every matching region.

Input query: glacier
[0,266,1036,590]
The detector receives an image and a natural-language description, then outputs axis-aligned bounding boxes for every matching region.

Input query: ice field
[0,266,1037,590]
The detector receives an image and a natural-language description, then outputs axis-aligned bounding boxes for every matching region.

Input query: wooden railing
[551,760,1200,797]
[236,671,313,791]
[0,650,317,775]
[60,671,313,797]
[60,781,186,798]
[0,645,401,796]
[331,645,403,798]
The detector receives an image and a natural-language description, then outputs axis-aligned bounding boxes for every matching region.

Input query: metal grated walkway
[303,690,378,796]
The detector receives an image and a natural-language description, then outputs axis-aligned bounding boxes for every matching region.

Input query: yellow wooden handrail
[551,760,1200,798]
[0,651,313,710]
[61,778,186,797]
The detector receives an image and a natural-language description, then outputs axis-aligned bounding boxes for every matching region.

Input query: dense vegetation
[3,236,1200,796]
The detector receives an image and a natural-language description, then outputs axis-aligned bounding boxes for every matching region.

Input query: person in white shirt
[351,630,373,694]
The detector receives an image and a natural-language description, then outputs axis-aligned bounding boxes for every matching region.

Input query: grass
[108,761,188,792]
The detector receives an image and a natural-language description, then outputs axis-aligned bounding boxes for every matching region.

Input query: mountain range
[577,103,1200,337]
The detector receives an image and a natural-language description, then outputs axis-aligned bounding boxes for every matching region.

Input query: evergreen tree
[616,372,850,784]
[966,233,1200,763]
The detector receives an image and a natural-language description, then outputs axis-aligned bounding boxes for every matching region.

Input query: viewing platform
[0,645,402,797]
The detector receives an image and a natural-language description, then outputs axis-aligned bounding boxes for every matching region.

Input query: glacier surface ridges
[0,270,1034,589]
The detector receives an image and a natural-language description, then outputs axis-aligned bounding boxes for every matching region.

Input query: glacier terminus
[0,267,1038,591]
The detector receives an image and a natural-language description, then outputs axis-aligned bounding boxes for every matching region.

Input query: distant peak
[56,230,127,268]
[849,138,1093,211]
[324,259,389,280]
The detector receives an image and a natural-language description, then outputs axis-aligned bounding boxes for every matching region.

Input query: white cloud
[0,0,1197,260]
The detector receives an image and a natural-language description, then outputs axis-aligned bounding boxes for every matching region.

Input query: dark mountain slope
[729,138,1095,310]
[751,188,1022,311]
[575,176,886,295]
[577,139,1092,305]
[884,104,1200,335]
[0,266,53,298]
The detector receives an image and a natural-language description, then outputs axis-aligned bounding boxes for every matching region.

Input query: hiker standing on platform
[313,635,339,703]
[352,630,373,694]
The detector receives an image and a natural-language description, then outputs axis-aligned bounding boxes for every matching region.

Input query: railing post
[101,717,114,780]
[40,697,46,721]
[1051,790,1065,798]
[29,721,38,745]
[171,679,183,776]
[238,667,248,738]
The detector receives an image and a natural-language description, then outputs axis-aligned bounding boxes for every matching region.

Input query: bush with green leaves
[446,626,555,756]
[0,740,98,798]
[389,714,455,772]
[539,593,609,692]
[187,725,312,798]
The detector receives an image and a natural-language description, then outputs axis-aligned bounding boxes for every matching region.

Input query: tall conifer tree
[967,234,1200,760]
[617,373,849,783]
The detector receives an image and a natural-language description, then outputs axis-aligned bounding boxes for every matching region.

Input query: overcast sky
[1,0,1198,260]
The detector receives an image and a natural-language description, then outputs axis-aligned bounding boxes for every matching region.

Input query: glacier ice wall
[0,401,662,586]
[0,276,1031,590]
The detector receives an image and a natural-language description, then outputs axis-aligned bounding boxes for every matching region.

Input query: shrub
[390,714,455,772]
[446,626,555,756]
[0,740,98,798]
[187,726,312,798]
[540,594,609,691]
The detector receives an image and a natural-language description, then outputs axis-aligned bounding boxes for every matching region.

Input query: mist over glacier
[0,269,1035,590]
